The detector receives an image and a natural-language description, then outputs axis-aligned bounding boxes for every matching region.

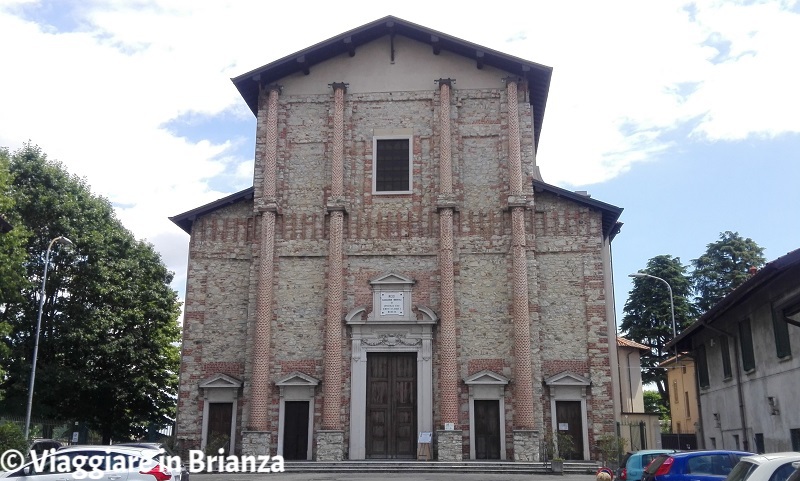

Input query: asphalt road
[189,473,598,481]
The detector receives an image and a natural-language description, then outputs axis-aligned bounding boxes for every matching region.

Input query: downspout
[697,322,749,452]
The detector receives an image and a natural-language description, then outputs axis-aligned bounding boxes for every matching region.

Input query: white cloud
[1,0,797,299]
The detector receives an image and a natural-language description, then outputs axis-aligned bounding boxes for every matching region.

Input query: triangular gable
[199,373,243,389]
[464,370,509,385]
[544,371,591,387]
[276,371,320,387]
[369,272,414,286]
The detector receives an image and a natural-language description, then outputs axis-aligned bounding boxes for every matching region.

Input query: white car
[726,452,800,481]
[0,445,174,480]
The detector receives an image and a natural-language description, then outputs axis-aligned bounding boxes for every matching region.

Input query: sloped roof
[618,337,649,351]
[533,179,624,240]
[231,15,553,151]
[170,187,254,233]
[670,248,800,351]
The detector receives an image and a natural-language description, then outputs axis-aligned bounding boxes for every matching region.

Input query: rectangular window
[673,380,679,402]
[739,318,756,372]
[710,437,717,449]
[721,336,733,380]
[772,303,793,359]
[684,392,691,418]
[697,344,710,388]
[791,428,800,451]
[755,433,765,454]
[733,434,740,450]
[373,136,412,193]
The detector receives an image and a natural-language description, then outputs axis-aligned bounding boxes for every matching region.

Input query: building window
[791,429,800,451]
[755,433,765,454]
[673,380,679,403]
[710,437,717,449]
[733,434,740,450]
[682,365,687,374]
[772,302,794,359]
[697,344,710,388]
[373,136,412,193]
[684,392,691,418]
[721,336,733,380]
[739,318,756,372]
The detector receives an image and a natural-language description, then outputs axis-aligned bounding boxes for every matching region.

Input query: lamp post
[628,271,681,447]
[24,235,73,439]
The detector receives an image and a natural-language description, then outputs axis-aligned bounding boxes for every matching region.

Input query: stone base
[316,430,344,461]
[241,431,271,457]
[436,430,463,461]
[513,429,540,461]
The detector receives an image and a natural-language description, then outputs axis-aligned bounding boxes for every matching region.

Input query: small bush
[0,422,27,453]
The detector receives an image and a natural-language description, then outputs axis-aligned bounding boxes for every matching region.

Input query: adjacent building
[671,248,800,453]
[171,16,624,462]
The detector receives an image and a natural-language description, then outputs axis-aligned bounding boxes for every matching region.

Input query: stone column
[506,78,539,460]
[435,78,462,460]
[246,85,281,456]
[319,82,347,460]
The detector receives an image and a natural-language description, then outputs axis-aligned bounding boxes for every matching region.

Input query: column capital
[326,196,349,214]
[507,195,531,209]
[329,82,349,92]
[256,197,281,214]
[435,78,456,87]
[435,194,459,211]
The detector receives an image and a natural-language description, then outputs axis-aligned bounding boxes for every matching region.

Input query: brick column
[435,78,462,460]
[506,78,538,459]
[248,86,281,450]
[319,82,347,460]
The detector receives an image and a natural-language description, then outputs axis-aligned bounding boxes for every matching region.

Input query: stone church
[171,16,624,462]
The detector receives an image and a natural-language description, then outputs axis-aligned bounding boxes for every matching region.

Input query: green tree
[0,148,31,392]
[0,144,181,443]
[621,255,696,403]
[691,231,766,312]
[643,390,670,425]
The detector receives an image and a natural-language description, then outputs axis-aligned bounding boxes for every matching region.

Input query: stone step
[281,460,600,474]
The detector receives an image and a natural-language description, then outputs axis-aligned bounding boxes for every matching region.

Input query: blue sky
[1,1,798,330]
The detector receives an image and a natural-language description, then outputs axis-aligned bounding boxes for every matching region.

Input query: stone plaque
[380,292,404,316]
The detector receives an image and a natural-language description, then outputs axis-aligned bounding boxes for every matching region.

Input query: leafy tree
[0,144,181,443]
[0,148,31,391]
[691,231,766,312]
[0,422,27,453]
[621,255,696,404]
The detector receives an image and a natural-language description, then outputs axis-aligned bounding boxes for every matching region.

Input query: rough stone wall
[534,190,616,444]
[176,200,254,450]
[177,82,615,459]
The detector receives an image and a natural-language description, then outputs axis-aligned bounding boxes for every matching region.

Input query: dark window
[773,303,793,359]
[791,428,800,451]
[721,336,733,379]
[739,319,756,372]
[755,433,765,454]
[697,344,710,388]
[374,138,411,192]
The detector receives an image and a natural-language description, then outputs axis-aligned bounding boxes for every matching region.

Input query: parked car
[0,444,173,480]
[618,450,679,481]
[27,438,62,458]
[115,442,188,481]
[725,452,800,481]
[642,450,754,481]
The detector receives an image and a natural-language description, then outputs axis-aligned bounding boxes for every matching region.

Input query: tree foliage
[0,144,181,443]
[691,231,766,312]
[621,255,696,402]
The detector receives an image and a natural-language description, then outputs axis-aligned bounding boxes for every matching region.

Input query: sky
[1,0,798,332]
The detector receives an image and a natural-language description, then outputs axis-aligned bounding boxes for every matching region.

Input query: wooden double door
[366,352,417,459]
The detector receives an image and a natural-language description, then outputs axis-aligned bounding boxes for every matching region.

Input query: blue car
[618,450,678,481]
[642,450,754,481]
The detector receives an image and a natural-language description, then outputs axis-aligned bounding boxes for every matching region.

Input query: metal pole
[24,236,73,439]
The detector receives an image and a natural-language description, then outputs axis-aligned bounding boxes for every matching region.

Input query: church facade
[171,16,624,462]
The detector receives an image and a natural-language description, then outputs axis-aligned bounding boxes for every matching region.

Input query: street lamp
[628,271,681,447]
[24,235,74,439]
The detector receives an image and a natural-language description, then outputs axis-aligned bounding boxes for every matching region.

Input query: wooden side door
[283,401,309,460]
[366,352,417,458]
[208,402,233,455]
[555,400,584,460]
[474,400,501,459]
